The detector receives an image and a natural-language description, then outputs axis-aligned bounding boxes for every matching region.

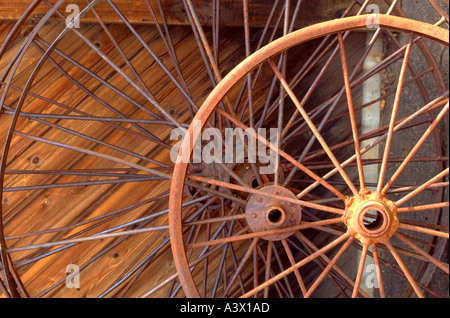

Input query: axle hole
[362,209,384,231]
[267,208,284,224]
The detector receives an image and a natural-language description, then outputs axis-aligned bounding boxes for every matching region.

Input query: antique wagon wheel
[169,15,449,298]
[0,0,448,298]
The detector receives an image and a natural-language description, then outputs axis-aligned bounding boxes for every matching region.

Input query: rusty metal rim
[169,14,449,298]
[0,0,105,298]
[0,0,75,297]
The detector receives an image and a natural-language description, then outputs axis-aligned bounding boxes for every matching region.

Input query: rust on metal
[245,185,301,241]
[343,191,399,245]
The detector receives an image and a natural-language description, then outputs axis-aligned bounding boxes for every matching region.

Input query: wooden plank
[0,0,380,28]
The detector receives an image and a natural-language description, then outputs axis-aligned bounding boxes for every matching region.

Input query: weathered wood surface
[0,19,220,297]
[0,0,370,27]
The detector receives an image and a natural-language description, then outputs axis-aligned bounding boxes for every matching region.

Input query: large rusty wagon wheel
[169,14,449,298]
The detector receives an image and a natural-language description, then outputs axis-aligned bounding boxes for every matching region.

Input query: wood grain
[0,0,360,28]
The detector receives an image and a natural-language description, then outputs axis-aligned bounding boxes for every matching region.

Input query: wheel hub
[245,185,302,241]
[344,192,399,245]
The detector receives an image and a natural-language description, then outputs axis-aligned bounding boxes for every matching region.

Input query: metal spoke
[377,32,414,192]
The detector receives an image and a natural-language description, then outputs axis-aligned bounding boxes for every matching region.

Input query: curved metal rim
[168,14,449,298]
[0,0,101,297]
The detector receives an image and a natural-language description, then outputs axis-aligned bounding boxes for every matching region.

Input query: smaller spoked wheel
[169,15,449,298]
